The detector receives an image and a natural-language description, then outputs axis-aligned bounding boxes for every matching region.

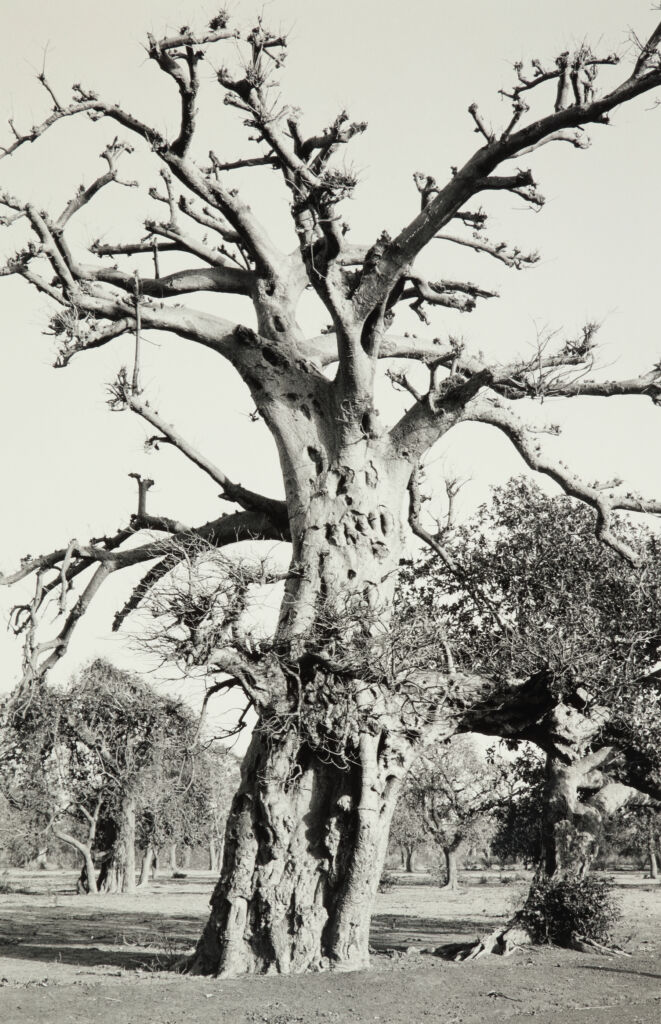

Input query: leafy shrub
[519,875,621,946]
[378,871,397,893]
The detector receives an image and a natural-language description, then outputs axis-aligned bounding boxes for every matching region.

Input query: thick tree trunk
[443,847,459,889]
[189,446,418,976]
[138,844,156,886]
[649,828,658,879]
[209,839,221,872]
[540,756,600,880]
[189,725,407,976]
[98,795,137,894]
[169,843,178,872]
[405,846,415,873]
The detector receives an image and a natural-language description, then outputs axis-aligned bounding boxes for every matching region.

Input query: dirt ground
[1,868,660,1024]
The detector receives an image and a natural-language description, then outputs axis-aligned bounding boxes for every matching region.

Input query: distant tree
[603,800,661,878]
[0,659,200,893]
[200,745,241,873]
[136,739,239,881]
[405,737,508,889]
[389,796,427,873]
[406,477,661,881]
[406,479,661,954]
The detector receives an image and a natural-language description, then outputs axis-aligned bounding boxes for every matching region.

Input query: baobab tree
[2,9,661,976]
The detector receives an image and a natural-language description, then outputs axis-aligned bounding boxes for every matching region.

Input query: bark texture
[189,725,407,976]
[540,756,600,879]
[5,12,661,981]
[139,845,156,886]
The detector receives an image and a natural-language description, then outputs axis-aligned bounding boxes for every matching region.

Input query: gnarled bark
[189,722,409,976]
[188,447,419,975]
[540,754,600,880]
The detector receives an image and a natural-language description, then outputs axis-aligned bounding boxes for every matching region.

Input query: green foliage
[402,477,661,704]
[519,875,621,945]
[378,870,397,893]
[0,659,208,870]
[491,746,546,866]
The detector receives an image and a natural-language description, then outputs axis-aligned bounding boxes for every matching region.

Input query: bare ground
[0,868,660,1023]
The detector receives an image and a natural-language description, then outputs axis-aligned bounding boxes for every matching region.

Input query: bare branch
[56,138,137,229]
[434,231,540,269]
[466,395,661,563]
[401,276,498,322]
[123,390,288,523]
[352,23,661,318]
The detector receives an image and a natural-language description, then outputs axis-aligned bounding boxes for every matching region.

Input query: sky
[1,0,661,743]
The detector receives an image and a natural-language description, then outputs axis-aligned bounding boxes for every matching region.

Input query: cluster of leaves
[401,477,661,705]
[491,745,546,866]
[519,875,621,945]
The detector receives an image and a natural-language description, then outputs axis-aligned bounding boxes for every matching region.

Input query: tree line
[0,659,239,892]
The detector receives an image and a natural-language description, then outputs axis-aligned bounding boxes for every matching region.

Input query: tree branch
[466,395,661,563]
[123,391,288,523]
[352,22,661,319]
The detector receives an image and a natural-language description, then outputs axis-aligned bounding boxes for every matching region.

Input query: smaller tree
[405,477,661,882]
[0,659,203,893]
[135,740,238,880]
[405,737,508,889]
[604,800,661,878]
[389,796,427,873]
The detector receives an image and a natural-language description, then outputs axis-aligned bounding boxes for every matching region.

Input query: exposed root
[568,934,631,956]
[450,925,533,961]
[436,925,631,962]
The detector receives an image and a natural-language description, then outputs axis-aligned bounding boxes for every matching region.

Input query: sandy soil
[0,868,660,1023]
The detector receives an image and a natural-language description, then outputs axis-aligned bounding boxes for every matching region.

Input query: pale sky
[1,0,661,739]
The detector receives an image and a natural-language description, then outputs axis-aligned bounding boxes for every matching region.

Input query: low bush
[519,875,621,946]
[378,871,398,893]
